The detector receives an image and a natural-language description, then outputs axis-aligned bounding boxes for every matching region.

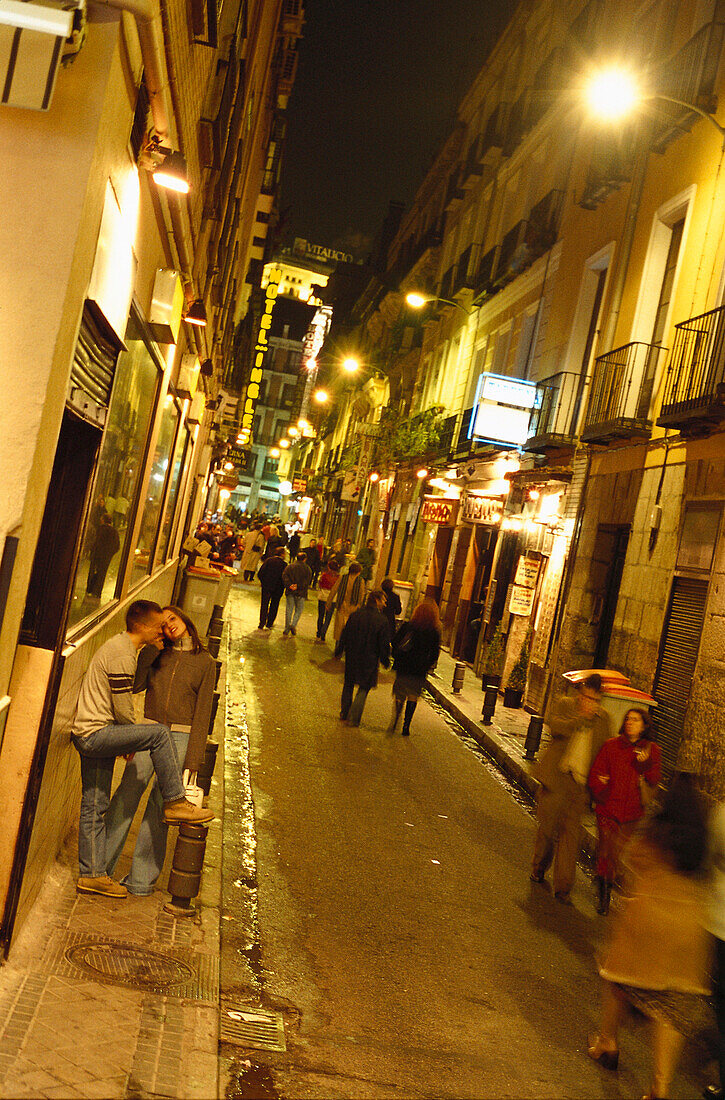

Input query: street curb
[425,675,598,864]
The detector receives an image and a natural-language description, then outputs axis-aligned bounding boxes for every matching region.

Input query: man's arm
[108,649,137,726]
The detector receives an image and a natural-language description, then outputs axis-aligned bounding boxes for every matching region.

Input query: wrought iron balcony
[475,247,497,298]
[650,21,725,153]
[451,243,477,297]
[582,342,665,443]
[455,407,475,453]
[524,372,581,453]
[436,414,458,457]
[439,264,456,301]
[658,305,725,432]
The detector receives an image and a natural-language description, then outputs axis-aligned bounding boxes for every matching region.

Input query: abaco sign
[461,495,503,525]
[420,497,458,526]
[239,267,281,444]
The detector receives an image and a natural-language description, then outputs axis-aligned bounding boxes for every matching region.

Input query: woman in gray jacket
[105,605,216,896]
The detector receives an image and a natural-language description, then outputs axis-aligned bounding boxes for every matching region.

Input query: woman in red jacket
[588,707,661,915]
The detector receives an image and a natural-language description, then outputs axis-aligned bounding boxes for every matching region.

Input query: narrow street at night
[220,586,705,1100]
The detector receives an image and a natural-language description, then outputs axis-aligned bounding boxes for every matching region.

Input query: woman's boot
[401,700,417,736]
[388,700,403,732]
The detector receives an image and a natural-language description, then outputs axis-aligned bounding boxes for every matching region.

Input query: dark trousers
[714,936,725,1086]
[340,671,369,726]
[316,599,327,637]
[259,587,282,627]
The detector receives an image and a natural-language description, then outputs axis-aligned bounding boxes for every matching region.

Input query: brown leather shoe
[77,875,127,898]
[163,798,214,826]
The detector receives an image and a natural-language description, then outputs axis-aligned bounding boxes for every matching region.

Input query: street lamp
[405,292,475,316]
[314,389,329,403]
[342,357,360,373]
[585,65,725,144]
[279,438,290,449]
[269,447,281,458]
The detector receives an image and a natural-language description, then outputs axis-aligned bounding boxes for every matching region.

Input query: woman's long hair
[644,772,708,876]
[163,605,205,654]
[618,706,653,741]
[411,599,441,631]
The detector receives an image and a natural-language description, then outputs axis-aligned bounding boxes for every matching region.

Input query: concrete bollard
[481,685,498,725]
[452,661,466,694]
[165,822,208,917]
[524,714,544,760]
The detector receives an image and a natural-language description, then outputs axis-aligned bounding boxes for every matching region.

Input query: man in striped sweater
[72,600,213,898]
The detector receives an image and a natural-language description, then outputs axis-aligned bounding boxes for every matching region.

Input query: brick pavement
[0,659,227,1100]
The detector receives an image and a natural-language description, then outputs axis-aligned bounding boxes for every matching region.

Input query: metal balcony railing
[475,247,497,296]
[436,414,458,457]
[455,407,475,452]
[658,304,725,430]
[451,243,477,296]
[582,342,665,443]
[650,21,725,153]
[439,264,456,301]
[524,371,582,452]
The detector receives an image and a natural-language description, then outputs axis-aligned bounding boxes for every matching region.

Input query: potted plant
[503,627,532,708]
[480,621,505,689]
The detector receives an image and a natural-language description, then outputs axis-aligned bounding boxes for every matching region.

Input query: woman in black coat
[389,599,441,735]
[381,577,402,637]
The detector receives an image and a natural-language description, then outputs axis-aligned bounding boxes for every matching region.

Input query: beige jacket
[534,693,612,790]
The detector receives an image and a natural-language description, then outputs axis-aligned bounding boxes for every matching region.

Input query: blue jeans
[104,730,188,895]
[284,594,305,632]
[72,722,185,877]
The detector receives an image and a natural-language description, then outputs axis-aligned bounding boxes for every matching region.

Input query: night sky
[280,0,520,258]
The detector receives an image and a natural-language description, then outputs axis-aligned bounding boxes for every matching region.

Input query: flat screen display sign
[471,372,537,447]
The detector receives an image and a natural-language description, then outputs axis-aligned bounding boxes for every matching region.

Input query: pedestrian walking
[588,708,661,914]
[85,512,120,599]
[335,590,390,726]
[389,600,441,735]
[282,551,312,636]
[704,799,725,1100]
[587,774,710,1100]
[70,600,213,898]
[327,537,346,570]
[530,673,612,903]
[263,524,284,559]
[305,536,322,586]
[356,537,377,583]
[240,524,265,580]
[329,560,366,642]
[316,558,340,641]
[380,577,401,639]
[288,527,301,559]
[104,606,216,897]
[257,545,286,629]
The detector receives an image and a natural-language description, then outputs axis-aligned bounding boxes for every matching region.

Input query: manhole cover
[220,1006,286,1052]
[65,942,196,991]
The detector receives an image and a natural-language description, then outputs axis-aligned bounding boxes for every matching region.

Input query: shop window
[66,313,160,632]
[158,427,190,563]
[129,398,180,586]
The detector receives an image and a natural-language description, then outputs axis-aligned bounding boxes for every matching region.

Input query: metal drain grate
[65,942,195,990]
[220,1005,286,1051]
[42,930,219,1003]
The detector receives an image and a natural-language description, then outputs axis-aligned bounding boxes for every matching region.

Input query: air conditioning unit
[0,0,82,111]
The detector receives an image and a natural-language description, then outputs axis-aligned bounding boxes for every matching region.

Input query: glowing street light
[342,357,360,373]
[369,472,380,483]
[416,468,429,479]
[405,293,428,309]
[287,426,300,438]
[585,67,640,121]
[279,439,290,449]
[314,389,329,403]
[223,461,234,471]
[405,291,474,316]
[269,448,281,458]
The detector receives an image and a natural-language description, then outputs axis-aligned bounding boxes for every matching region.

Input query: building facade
[0,0,303,949]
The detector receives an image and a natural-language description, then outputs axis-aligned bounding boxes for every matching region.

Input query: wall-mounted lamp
[184,299,207,327]
[369,472,380,483]
[151,149,190,194]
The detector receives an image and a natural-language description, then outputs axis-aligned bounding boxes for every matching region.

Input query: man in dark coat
[257,546,286,629]
[86,513,120,598]
[335,590,390,727]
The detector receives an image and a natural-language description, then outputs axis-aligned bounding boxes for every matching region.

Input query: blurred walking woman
[588,708,661,915]
[389,600,441,736]
[105,606,216,895]
[587,773,710,1100]
[329,560,366,642]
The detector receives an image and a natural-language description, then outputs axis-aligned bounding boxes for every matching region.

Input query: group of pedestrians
[527,670,725,1098]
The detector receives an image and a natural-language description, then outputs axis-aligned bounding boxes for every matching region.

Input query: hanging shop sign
[239,266,282,445]
[292,477,307,493]
[421,497,458,525]
[470,371,537,447]
[341,468,362,502]
[461,494,504,525]
[514,553,541,589]
[509,584,536,616]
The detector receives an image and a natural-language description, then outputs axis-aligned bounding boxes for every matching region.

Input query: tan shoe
[163,798,214,826]
[77,875,128,898]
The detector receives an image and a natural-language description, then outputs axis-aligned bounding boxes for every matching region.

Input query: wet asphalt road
[221,585,705,1100]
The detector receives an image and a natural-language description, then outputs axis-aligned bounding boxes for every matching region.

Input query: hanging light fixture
[184,299,207,327]
[152,151,190,194]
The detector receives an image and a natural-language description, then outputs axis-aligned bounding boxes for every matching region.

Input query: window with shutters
[651,502,722,777]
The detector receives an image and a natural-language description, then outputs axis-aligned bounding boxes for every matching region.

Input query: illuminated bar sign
[239,266,282,444]
[461,495,503,525]
[471,372,537,447]
[421,497,458,525]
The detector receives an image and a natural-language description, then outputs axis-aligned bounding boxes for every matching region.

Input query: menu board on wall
[509,585,535,616]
